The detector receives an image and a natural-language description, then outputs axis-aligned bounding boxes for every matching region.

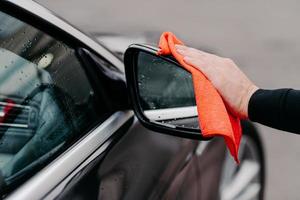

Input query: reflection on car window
[0,11,108,191]
[137,52,196,110]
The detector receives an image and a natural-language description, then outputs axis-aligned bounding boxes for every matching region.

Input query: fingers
[183,56,208,74]
[175,45,210,57]
[175,45,211,74]
[175,45,201,57]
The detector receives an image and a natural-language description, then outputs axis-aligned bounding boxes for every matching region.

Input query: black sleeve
[248,88,300,133]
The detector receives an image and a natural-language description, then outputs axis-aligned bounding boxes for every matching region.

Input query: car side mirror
[124,44,209,140]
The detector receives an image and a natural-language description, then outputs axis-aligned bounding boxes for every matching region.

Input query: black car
[0,1,265,199]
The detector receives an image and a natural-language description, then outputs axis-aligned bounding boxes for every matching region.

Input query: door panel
[55,119,226,200]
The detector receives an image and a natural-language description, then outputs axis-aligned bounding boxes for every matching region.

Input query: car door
[53,54,224,199]
[46,42,227,200]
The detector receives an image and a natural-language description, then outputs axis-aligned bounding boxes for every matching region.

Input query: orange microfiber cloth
[157,32,242,163]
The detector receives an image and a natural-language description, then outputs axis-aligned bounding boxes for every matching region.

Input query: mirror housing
[124,44,210,140]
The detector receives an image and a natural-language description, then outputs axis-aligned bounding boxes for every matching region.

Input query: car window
[0,10,109,190]
[137,52,196,110]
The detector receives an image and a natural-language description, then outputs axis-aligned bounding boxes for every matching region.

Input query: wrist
[241,84,259,119]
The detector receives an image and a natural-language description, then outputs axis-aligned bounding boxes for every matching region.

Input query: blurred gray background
[35,0,300,199]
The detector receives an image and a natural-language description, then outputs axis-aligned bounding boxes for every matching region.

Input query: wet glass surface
[137,52,195,110]
[137,52,199,130]
[0,11,106,191]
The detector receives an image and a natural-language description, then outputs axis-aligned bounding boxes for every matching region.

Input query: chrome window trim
[5,0,125,72]
[43,140,112,200]
[6,111,134,200]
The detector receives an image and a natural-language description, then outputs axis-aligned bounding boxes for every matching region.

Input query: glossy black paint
[51,120,265,200]
[77,48,129,111]
[55,119,227,200]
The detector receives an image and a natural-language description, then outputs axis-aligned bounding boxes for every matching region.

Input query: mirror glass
[136,51,200,130]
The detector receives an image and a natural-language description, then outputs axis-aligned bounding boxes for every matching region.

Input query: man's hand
[175,45,258,119]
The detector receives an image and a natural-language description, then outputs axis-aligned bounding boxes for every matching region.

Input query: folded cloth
[157,32,241,163]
